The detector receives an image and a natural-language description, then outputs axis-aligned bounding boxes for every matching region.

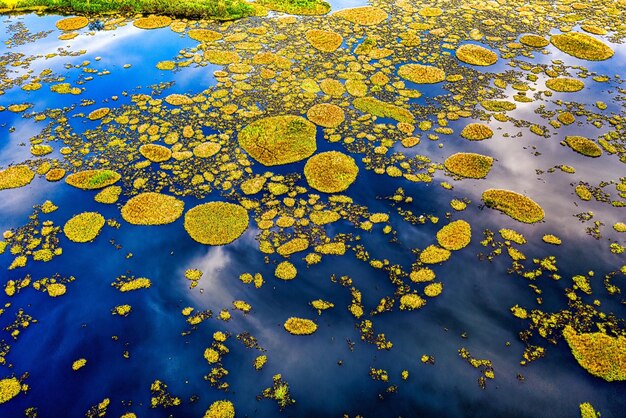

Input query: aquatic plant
[188,29,222,42]
[444,152,493,178]
[482,189,545,223]
[259,0,330,15]
[565,136,602,158]
[63,212,105,243]
[305,29,342,52]
[87,107,110,120]
[139,144,172,162]
[306,103,345,128]
[399,294,426,310]
[133,16,172,29]
[563,326,626,381]
[436,220,471,251]
[184,202,248,245]
[0,165,35,190]
[353,97,414,123]
[519,34,549,48]
[275,261,297,280]
[550,32,614,61]
[55,16,88,31]
[419,245,451,264]
[284,317,317,335]
[456,44,498,66]
[545,78,584,92]
[204,400,235,418]
[410,268,435,283]
[460,123,493,141]
[398,64,445,84]
[121,193,184,225]
[0,377,21,404]
[95,186,121,204]
[304,151,359,193]
[334,6,388,25]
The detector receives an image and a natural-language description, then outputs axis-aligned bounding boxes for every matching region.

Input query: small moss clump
[304,151,359,193]
[353,97,414,124]
[194,142,221,158]
[436,220,471,251]
[239,115,317,166]
[305,29,342,52]
[575,185,592,201]
[480,100,516,112]
[410,268,435,283]
[482,189,545,224]
[456,44,498,66]
[56,16,88,31]
[275,261,297,280]
[398,64,445,84]
[88,107,110,121]
[95,186,121,204]
[184,202,248,245]
[139,144,172,162]
[188,29,222,42]
[546,78,584,92]
[121,193,184,225]
[419,245,451,264]
[46,168,66,182]
[204,400,235,418]
[557,112,575,125]
[334,6,388,25]
[72,358,87,371]
[565,136,602,158]
[306,104,345,128]
[0,165,35,190]
[550,32,614,61]
[0,377,22,404]
[399,294,426,310]
[460,123,493,141]
[164,94,193,106]
[424,282,443,297]
[63,212,105,243]
[134,16,172,30]
[563,326,626,381]
[542,234,562,245]
[499,229,526,244]
[579,403,600,418]
[614,223,626,233]
[444,152,493,178]
[284,317,317,335]
[519,34,549,48]
[277,238,309,256]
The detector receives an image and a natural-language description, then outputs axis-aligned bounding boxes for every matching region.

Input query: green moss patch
[482,189,545,223]
[444,152,493,179]
[550,32,614,61]
[0,165,35,190]
[304,151,359,193]
[565,136,602,157]
[121,193,184,225]
[184,202,248,245]
[66,169,120,190]
[456,44,498,66]
[63,212,105,243]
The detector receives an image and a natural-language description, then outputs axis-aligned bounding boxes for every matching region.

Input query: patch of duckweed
[580,403,600,418]
[304,151,358,193]
[156,61,176,70]
[306,104,345,128]
[277,238,309,256]
[30,144,53,156]
[565,136,602,158]
[550,32,614,61]
[499,229,526,244]
[334,6,388,25]
[238,115,317,166]
[55,16,88,31]
[133,16,172,30]
[0,165,35,190]
[353,97,414,124]
[184,202,248,245]
[424,282,443,297]
[398,64,445,84]
[63,212,105,243]
[95,186,121,204]
[112,276,151,292]
[519,34,549,48]
[456,44,498,66]
[419,245,451,264]
[204,400,235,418]
[164,94,193,106]
[400,294,426,310]
[188,29,223,42]
[480,100,516,112]
[614,223,626,233]
[0,377,22,404]
[87,107,110,121]
[436,220,471,251]
[460,123,493,141]
[542,234,562,245]
[410,268,435,283]
[139,144,172,162]
[305,29,342,52]
[444,153,493,178]
[121,193,184,225]
[563,326,626,381]
[275,261,297,280]
[284,317,317,335]
[546,78,584,92]
[72,359,87,371]
[482,189,545,223]
[193,142,221,158]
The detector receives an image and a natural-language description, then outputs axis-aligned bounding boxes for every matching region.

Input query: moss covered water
[0,0,625,416]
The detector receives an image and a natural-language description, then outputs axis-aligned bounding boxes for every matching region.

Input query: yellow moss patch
[334,6,388,25]
[206,50,241,65]
[418,7,442,17]
[95,186,121,204]
[410,268,435,283]
[184,202,248,245]
[400,294,426,310]
[275,261,297,280]
[580,402,600,418]
[482,189,545,223]
[614,223,626,233]
[284,317,317,335]
[47,283,67,297]
[72,358,87,371]
[0,165,35,190]
[204,400,235,418]
[542,234,562,245]
[121,193,184,225]
[310,210,341,225]
[460,123,493,141]
[424,282,443,297]
[436,220,471,251]
[456,44,498,66]
[499,229,526,244]
[304,151,358,193]
[31,144,53,156]
[398,64,445,84]
[353,97,414,124]
[164,94,193,106]
[114,305,131,316]
[575,185,592,201]
[306,104,345,128]
[194,142,221,158]
[133,16,172,30]
[188,29,223,42]
[56,16,88,31]
[444,152,493,179]
[64,212,105,243]
[315,242,346,255]
[140,144,172,162]
[550,32,614,61]
[305,29,343,52]
[519,34,549,48]
[481,100,516,112]
[116,277,151,292]
[558,112,575,125]
[240,176,266,195]
[0,377,22,404]
[546,78,584,92]
[563,326,626,381]
[277,238,309,256]
[88,107,110,121]
[238,115,317,166]
[565,136,602,158]
[420,245,451,264]
[156,61,176,70]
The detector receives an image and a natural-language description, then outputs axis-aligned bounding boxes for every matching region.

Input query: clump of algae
[333,6,388,25]
[0,165,35,190]
[482,189,544,223]
[304,151,359,193]
[456,44,498,66]
[66,169,120,190]
[565,136,602,158]
[275,261,297,280]
[542,234,562,245]
[0,377,22,404]
[436,220,471,251]
[194,142,221,158]
[545,78,584,92]
[519,34,549,48]
[444,153,493,178]
[188,29,223,42]
[95,186,121,204]
[563,326,626,381]
[72,359,87,371]
[204,400,235,418]
[400,294,426,310]
[419,245,451,264]
[410,268,435,283]
[139,144,172,162]
[133,16,172,30]
[305,29,343,52]
[238,115,317,166]
[284,317,317,335]
[353,97,414,123]
[277,238,309,256]
[164,94,193,106]
[121,193,184,225]
[460,123,493,141]
[398,64,445,84]
[306,104,345,128]
[550,32,614,61]
[481,100,516,112]
[184,202,248,245]
[63,212,105,243]
[56,16,88,31]
[88,107,110,121]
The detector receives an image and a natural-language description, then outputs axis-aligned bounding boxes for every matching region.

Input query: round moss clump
[565,136,602,158]
[46,168,66,182]
[87,107,110,121]
[519,34,549,48]
[0,165,35,190]
[456,44,498,66]
[398,64,445,84]
[204,400,235,418]
[165,94,194,106]
[122,193,185,225]
[188,29,223,42]
[275,261,297,280]
[563,326,626,381]
[460,123,493,141]
[334,7,388,25]
[139,144,172,162]
[238,115,317,166]
[306,104,345,128]
[545,78,585,92]
[0,377,21,404]
[194,142,221,158]
[66,169,121,190]
[550,32,614,61]
[133,16,172,30]
[56,16,88,31]
[436,220,471,251]
[284,317,317,335]
[399,294,426,310]
[419,245,451,264]
[304,151,359,193]
[184,202,249,245]
[305,29,343,52]
[63,212,105,243]
[482,189,545,224]
[444,152,493,179]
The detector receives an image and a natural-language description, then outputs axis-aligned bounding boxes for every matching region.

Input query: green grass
[258,0,330,15]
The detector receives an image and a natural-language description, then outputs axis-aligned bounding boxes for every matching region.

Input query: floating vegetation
[444,153,493,179]
[550,32,614,61]
[184,202,248,245]
[480,100,516,112]
[259,0,330,15]
[55,16,88,31]
[398,64,445,84]
[564,136,603,158]
[563,326,626,381]
[333,7,388,26]
[0,165,35,190]
[188,29,222,42]
[275,261,297,280]
[87,107,110,120]
[399,294,426,310]
[63,212,105,243]
[238,116,317,166]
[305,29,342,52]
[66,169,121,190]
[133,16,172,30]
[436,220,471,251]
[204,400,235,418]
[545,78,585,92]
[419,245,451,264]
[284,317,317,335]
[0,377,23,404]
[306,104,345,128]
[304,151,358,193]
[139,144,172,162]
[456,44,498,66]
[121,193,184,225]
[460,123,493,141]
[353,97,414,124]
[519,34,549,48]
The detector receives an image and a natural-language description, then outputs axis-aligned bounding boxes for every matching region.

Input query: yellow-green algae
[333,6,388,26]
[580,403,600,418]
[204,400,235,418]
[456,44,498,66]
[436,220,471,251]
[565,136,602,158]
[481,100,516,112]
[305,29,342,52]
[353,97,414,124]
[419,245,451,264]
[65,169,120,190]
[410,268,436,283]
[87,107,110,121]
[304,151,359,193]
[306,104,345,128]
[238,115,317,166]
[545,78,585,92]
[188,29,223,42]
[0,377,22,404]
[95,186,122,204]
[133,16,172,30]
[542,234,562,245]
[550,32,614,61]
[0,165,35,190]
[121,193,184,225]
[63,212,105,243]
[398,64,445,84]
[194,142,221,158]
[55,16,88,31]
[72,358,87,371]
[139,144,172,162]
[444,152,493,179]
[399,294,426,310]
[424,282,443,297]
[563,326,626,381]
[482,189,545,224]
[460,123,493,141]
[284,317,317,335]
[614,223,626,233]
[184,202,248,245]
[519,34,549,48]
[275,261,297,280]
